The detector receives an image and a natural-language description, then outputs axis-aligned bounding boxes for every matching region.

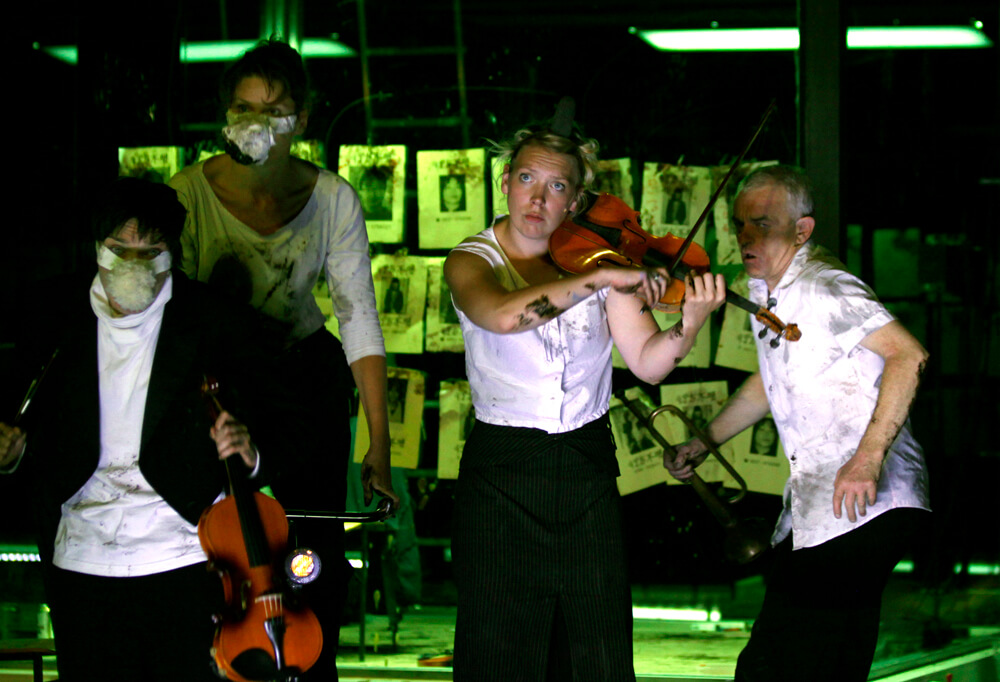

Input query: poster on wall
[425,257,465,353]
[490,155,507,221]
[371,253,428,354]
[711,160,778,265]
[338,144,407,244]
[612,307,711,370]
[354,366,425,469]
[656,381,734,484]
[291,140,326,168]
[714,271,760,373]
[417,149,487,249]
[716,415,789,496]
[592,158,635,207]
[611,388,674,495]
[438,379,474,479]
[118,147,185,183]
[639,164,711,242]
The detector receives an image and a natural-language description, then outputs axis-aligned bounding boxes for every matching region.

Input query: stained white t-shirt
[53,275,211,577]
[749,243,930,549]
[169,161,385,363]
[450,227,612,434]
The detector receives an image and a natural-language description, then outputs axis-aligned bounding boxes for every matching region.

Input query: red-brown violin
[197,377,323,682]
[549,100,801,347]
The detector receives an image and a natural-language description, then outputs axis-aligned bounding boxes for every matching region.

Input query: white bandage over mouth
[222,111,298,165]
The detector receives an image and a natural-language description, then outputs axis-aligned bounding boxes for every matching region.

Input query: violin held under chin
[549,192,800,347]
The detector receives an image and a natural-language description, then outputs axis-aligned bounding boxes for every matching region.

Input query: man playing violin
[0,178,302,681]
[666,165,930,682]
[443,105,726,681]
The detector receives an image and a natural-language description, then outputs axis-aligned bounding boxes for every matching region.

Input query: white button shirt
[451,227,613,434]
[749,243,930,550]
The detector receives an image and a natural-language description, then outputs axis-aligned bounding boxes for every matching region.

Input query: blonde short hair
[490,127,600,213]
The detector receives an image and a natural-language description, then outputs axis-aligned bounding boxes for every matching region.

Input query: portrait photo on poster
[439,277,460,325]
[382,276,407,314]
[351,165,394,221]
[659,173,690,226]
[749,417,779,457]
[611,404,657,454]
[387,377,408,424]
[593,169,621,198]
[439,174,467,212]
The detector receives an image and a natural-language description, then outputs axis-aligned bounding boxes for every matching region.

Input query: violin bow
[666,99,777,280]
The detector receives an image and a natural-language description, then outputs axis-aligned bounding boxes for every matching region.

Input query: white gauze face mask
[222,111,298,166]
[97,244,172,313]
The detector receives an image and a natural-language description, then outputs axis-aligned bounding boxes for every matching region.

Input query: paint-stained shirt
[170,161,384,363]
[54,276,209,577]
[450,227,612,434]
[748,243,930,550]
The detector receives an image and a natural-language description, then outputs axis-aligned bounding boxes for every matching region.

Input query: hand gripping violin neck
[197,376,323,682]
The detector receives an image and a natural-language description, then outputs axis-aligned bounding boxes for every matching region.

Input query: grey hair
[736,164,815,220]
[489,127,600,213]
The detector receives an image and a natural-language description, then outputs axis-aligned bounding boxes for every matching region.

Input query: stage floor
[0,572,995,681]
[335,572,1000,681]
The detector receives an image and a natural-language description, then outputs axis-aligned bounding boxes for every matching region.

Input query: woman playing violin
[443,111,725,681]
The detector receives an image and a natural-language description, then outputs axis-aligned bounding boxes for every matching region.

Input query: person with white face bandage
[0,178,307,681]
[168,39,398,681]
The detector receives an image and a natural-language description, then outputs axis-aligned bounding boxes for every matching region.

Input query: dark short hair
[91,178,186,258]
[219,39,311,114]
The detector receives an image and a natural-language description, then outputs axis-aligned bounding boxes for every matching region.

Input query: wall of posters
[639,163,710,243]
[372,253,428,354]
[338,144,407,244]
[593,158,635,207]
[425,257,464,353]
[290,139,326,168]
[716,416,789,496]
[490,155,507,221]
[611,388,672,495]
[438,379,474,479]
[714,271,760,373]
[656,381,735,484]
[118,147,184,183]
[417,149,487,249]
[354,366,425,469]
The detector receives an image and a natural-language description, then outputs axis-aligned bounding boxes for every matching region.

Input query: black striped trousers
[451,416,635,681]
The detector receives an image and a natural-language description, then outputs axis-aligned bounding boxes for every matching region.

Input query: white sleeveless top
[450,227,612,434]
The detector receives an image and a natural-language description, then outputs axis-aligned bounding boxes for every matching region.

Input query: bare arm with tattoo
[444,249,667,335]
[608,272,726,384]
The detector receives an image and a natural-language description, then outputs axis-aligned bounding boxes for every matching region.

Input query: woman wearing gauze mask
[96,232,172,315]
[168,39,398,681]
[222,110,298,166]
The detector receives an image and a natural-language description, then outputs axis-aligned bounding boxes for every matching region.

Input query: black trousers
[48,563,223,682]
[452,417,635,682]
[270,327,353,681]
[735,508,927,682]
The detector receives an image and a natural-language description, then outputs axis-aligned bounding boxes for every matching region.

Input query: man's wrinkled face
[733,183,811,291]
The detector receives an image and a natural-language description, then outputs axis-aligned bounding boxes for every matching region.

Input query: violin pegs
[770,337,781,348]
[758,328,768,340]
